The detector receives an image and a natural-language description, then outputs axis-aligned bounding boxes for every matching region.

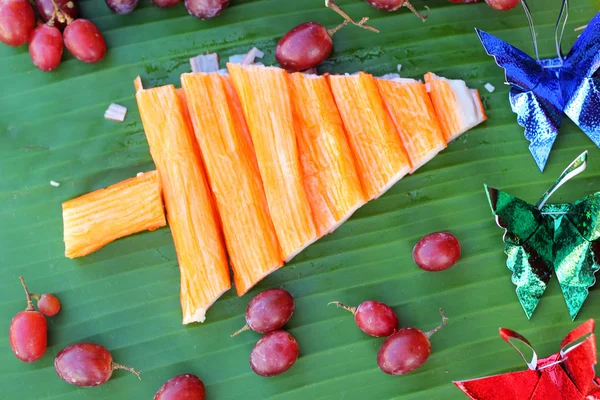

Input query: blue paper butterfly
[476,4,600,171]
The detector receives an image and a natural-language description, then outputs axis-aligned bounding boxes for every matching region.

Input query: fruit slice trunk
[135,81,230,324]
[62,170,166,258]
[288,72,367,237]
[376,77,447,173]
[227,63,318,262]
[424,72,487,142]
[329,72,412,200]
[181,72,283,296]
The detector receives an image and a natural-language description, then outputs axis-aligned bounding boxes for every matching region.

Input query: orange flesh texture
[328,72,411,200]
[181,72,283,296]
[135,83,230,324]
[376,78,447,172]
[288,73,367,237]
[424,72,487,142]
[62,170,166,259]
[227,63,317,262]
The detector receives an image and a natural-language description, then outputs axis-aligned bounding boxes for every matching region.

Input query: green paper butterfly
[485,152,600,319]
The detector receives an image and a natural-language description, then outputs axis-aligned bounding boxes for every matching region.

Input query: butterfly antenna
[520,0,540,61]
[555,0,569,63]
[535,151,588,209]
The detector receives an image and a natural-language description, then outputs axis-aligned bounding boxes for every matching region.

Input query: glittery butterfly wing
[560,12,600,148]
[548,194,600,320]
[476,29,563,171]
[485,185,554,319]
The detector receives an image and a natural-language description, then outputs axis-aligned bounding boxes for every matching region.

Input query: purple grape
[105,0,139,14]
[231,289,294,336]
[250,331,299,377]
[184,0,229,19]
[151,0,181,7]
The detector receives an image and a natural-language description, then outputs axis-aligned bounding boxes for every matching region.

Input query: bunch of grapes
[0,0,106,71]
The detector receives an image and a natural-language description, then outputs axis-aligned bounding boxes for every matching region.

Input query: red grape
[365,0,428,21]
[37,293,61,316]
[154,374,206,400]
[377,309,448,375]
[184,0,229,19]
[105,0,139,14]
[55,343,140,387]
[36,0,78,31]
[250,330,299,377]
[232,289,294,336]
[0,0,36,46]
[413,232,461,272]
[330,300,398,337]
[63,19,106,63]
[275,22,333,72]
[485,0,519,10]
[449,0,480,3]
[9,277,47,362]
[151,0,181,7]
[29,25,63,72]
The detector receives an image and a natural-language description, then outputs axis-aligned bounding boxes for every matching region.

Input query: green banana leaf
[1,0,599,398]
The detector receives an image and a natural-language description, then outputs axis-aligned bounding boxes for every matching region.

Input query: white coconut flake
[484,83,496,93]
[137,172,144,177]
[397,64,402,73]
[190,53,219,73]
[228,54,246,64]
[50,180,60,187]
[104,103,127,122]
[241,47,265,65]
[380,73,401,80]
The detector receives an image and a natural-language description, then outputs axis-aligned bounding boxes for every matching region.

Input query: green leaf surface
[1,0,599,398]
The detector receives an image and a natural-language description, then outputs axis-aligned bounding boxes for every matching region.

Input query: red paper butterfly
[454,319,600,400]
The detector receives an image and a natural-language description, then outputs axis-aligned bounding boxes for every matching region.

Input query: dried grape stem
[325,0,379,33]
[48,0,74,26]
[230,324,250,337]
[403,1,429,22]
[19,276,35,312]
[424,308,448,339]
[112,363,141,380]
[327,20,349,37]
[328,301,357,314]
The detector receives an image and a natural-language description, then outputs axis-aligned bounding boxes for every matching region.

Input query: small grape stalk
[377,309,448,375]
[35,0,78,31]
[231,289,294,337]
[413,232,461,272]
[329,300,398,337]
[250,330,299,377]
[275,0,378,72]
[154,374,206,400]
[9,277,47,362]
[55,343,140,387]
[365,0,429,22]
